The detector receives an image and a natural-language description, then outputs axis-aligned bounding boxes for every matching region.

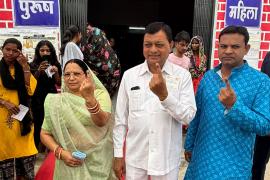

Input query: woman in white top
[60,25,83,66]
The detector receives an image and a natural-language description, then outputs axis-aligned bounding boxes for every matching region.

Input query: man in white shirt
[113,22,197,180]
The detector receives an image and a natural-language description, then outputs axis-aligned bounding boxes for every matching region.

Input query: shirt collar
[139,59,173,76]
[214,60,248,73]
[138,61,149,76]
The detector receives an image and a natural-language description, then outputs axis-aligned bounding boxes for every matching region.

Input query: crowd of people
[0,21,270,180]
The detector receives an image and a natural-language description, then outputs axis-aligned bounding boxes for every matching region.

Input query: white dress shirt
[113,60,196,175]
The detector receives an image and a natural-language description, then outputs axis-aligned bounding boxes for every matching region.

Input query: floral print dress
[82,27,121,97]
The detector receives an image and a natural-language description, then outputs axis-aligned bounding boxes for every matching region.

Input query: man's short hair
[219,25,249,45]
[145,22,173,42]
[174,31,190,44]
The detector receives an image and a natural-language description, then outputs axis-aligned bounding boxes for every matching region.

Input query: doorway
[88,0,195,74]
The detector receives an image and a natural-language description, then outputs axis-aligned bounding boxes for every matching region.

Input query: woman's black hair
[60,25,81,55]
[63,59,88,74]
[2,38,22,50]
[33,40,58,65]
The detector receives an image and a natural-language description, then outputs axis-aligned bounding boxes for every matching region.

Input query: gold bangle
[86,100,98,110]
[58,148,63,159]
[88,103,100,113]
[91,107,101,115]
[53,145,60,155]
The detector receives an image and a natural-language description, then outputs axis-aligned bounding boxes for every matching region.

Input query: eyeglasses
[64,72,84,79]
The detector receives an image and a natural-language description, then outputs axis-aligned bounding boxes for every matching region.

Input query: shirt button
[150,130,154,134]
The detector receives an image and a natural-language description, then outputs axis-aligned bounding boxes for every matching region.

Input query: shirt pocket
[129,90,144,111]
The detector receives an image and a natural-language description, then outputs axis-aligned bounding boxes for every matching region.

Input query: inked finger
[153,63,163,77]
[86,70,94,79]
[218,94,223,102]
[224,79,232,91]
[155,63,162,72]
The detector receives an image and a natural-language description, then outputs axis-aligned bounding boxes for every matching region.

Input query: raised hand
[149,63,168,101]
[50,65,58,73]
[218,79,236,109]
[80,70,96,102]
[16,51,29,69]
[38,61,50,73]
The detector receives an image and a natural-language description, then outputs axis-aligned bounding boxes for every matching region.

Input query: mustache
[221,57,234,59]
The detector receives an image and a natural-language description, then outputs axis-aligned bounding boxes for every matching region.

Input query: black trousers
[32,101,45,148]
[252,135,270,180]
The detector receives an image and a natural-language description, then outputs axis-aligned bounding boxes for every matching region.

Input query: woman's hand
[61,150,83,167]
[16,51,29,68]
[50,65,58,73]
[80,71,95,101]
[38,61,50,73]
[2,100,20,115]
[114,157,125,180]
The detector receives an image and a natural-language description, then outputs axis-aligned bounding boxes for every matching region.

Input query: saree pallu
[42,88,115,179]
